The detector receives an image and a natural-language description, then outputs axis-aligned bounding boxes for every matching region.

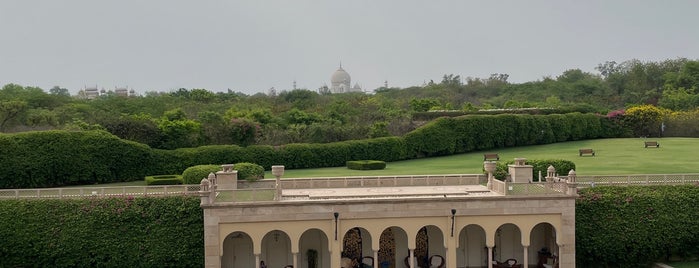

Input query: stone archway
[530,222,558,267]
[299,228,330,268]
[222,231,254,268]
[457,224,487,268]
[494,223,523,265]
[342,227,373,265]
[261,230,292,268]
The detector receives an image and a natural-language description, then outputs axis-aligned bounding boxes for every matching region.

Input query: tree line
[1,58,698,149]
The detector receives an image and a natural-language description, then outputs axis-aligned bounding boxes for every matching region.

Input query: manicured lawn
[668,261,699,268]
[268,138,699,178]
[66,138,699,187]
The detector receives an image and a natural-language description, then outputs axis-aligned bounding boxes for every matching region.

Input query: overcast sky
[1,0,698,95]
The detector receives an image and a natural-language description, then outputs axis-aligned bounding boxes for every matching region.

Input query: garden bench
[644,141,660,148]
[484,153,500,161]
[579,148,595,156]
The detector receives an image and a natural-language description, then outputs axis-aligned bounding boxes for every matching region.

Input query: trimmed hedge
[0,196,203,267]
[233,162,264,182]
[490,159,576,181]
[144,175,183,185]
[0,113,616,188]
[346,160,387,170]
[576,186,699,267]
[182,165,220,184]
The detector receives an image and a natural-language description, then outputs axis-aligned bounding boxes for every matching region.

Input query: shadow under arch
[494,223,523,265]
[457,224,487,268]
[378,226,408,268]
[261,230,292,268]
[222,231,254,268]
[408,224,445,268]
[299,228,330,268]
[530,222,559,267]
[342,227,373,266]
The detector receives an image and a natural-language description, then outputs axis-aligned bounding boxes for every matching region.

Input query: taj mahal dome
[325,64,363,94]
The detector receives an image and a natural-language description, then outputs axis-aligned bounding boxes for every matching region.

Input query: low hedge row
[0,196,203,267]
[576,186,699,267]
[144,175,183,185]
[0,113,615,188]
[346,160,387,170]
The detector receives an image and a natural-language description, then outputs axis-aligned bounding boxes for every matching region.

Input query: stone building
[328,64,362,94]
[200,161,575,268]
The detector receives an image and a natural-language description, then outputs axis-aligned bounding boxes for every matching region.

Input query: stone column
[207,173,217,203]
[292,252,298,268]
[331,212,341,268]
[373,250,378,268]
[272,165,285,201]
[216,164,238,190]
[484,161,496,190]
[523,245,529,268]
[567,169,578,195]
[408,249,415,268]
[255,254,260,268]
[487,246,493,268]
[447,210,457,268]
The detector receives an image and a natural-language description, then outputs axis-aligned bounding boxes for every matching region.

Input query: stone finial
[547,165,556,178]
[200,178,210,191]
[568,169,576,182]
[221,164,235,173]
[208,173,216,186]
[272,165,285,178]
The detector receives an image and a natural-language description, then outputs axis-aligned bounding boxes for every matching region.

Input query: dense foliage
[182,165,220,185]
[576,186,699,267]
[233,162,264,182]
[0,196,203,267]
[2,58,699,148]
[144,175,183,185]
[490,159,576,181]
[0,112,609,188]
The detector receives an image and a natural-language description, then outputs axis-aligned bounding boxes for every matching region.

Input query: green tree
[0,100,28,131]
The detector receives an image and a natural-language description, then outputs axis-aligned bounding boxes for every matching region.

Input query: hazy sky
[1,0,698,95]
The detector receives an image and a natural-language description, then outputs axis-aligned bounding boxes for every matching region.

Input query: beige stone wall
[203,195,575,268]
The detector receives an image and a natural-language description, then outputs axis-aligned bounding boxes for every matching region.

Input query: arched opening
[407,225,445,268]
[261,230,292,268]
[530,222,558,268]
[299,228,330,268]
[378,226,408,268]
[457,224,487,268]
[342,227,373,267]
[494,223,523,266]
[222,231,254,268]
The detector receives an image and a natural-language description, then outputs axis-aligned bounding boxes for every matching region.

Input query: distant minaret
[384,80,388,88]
[293,80,297,90]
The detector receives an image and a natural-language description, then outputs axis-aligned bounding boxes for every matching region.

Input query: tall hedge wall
[404,113,605,158]
[0,196,203,267]
[0,130,155,188]
[576,186,699,267]
[0,113,612,188]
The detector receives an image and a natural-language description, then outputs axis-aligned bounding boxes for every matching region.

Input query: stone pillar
[199,178,211,205]
[523,245,529,268]
[484,161,496,190]
[373,250,378,268]
[508,158,533,182]
[487,246,493,268]
[204,209,221,268]
[292,251,298,268]
[207,173,217,203]
[255,254,260,268]
[447,209,457,268]
[567,169,578,195]
[331,212,341,268]
[216,164,238,190]
[272,165,285,201]
[408,249,415,268]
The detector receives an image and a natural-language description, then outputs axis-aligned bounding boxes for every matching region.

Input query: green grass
[65,138,699,188]
[668,261,699,268]
[266,138,699,178]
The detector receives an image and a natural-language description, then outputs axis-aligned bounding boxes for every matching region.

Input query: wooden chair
[428,255,445,268]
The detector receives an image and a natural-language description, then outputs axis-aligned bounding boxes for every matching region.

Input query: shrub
[144,175,183,185]
[346,160,387,170]
[0,197,203,267]
[234,162,264,182]
[182,164,220,184]
[489,159,576,182]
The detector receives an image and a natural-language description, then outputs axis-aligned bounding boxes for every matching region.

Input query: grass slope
[271,138,699,178]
